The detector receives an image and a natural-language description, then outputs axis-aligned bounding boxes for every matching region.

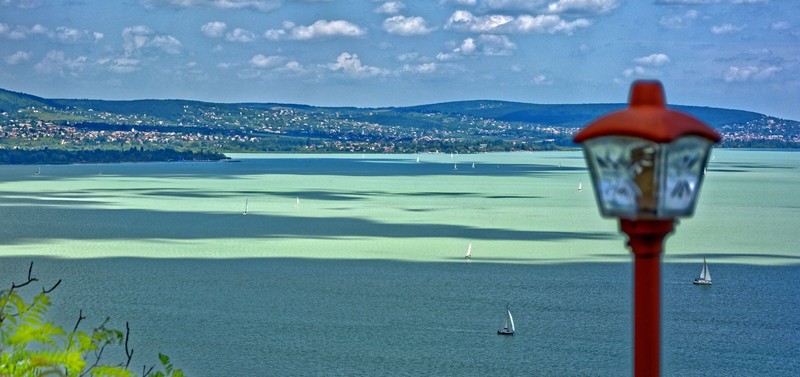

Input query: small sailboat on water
[243,198,248,215]
[578,181,582,191]
[693,258,712,285]
[465,242,472,259]
[497,304,515,335]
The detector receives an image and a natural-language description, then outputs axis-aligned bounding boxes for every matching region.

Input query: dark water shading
[0,204,615,244]
[0,157,584,183]
[1,258,797,376]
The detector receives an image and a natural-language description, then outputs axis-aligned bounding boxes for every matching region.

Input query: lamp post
[573,80,721,377]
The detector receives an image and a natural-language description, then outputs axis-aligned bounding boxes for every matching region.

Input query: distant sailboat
[472,162,475,169]
[578,181,582,191]
[416,156,420,163]
[453,163,458,170]
[693,258,712,285]
[35,167,41,175]
[295,197,300,208]
[465,243,472,259]
[497,305,515,335]
[243,198,248,215]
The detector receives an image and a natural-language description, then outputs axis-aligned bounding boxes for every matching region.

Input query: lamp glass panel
[582,136,660,219]
[658,135,714,217]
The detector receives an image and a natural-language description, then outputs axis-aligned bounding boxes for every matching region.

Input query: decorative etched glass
[582,135,713,219]
[659,135,714,217]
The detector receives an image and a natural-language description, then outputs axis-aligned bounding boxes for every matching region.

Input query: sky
[1,0,798,120]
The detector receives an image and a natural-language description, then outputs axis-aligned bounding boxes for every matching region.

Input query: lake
[1,150,798,376]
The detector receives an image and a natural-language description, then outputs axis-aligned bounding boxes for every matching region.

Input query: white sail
[506,309,515,333]
[700,258,711,281]
[578,181,582,191]
[243,198,248,215]
[465,243,472,259]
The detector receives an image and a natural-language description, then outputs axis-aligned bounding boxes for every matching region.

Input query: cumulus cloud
[723,65,781,82]
[0,23,47,39]
[382,15,434,36]
[5,50,32,65]
[122,25,182,54]
[33,50,87,76]
[226,28,256,42]
[201,21,227,37]
[141,0,281,12]
[265,20,366,40]
[634,53,671,66]
[445,10,590,35]
[327,52,388,78]
[547,0,620,15]
[402,62,437,74]
[711,23,745,34]
[51,26,103,43]
[103,57,142,73]
[374,1,405,14]
[438,34,517,60]
[249,53,283,68]
[659,10,698,29]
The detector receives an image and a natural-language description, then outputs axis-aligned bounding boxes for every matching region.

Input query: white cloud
[105,57,141,73]
[141,0,281,12]
[226,28,256,42]
[201,21,227,37]
[249,54,282,68]
[274,60,307,74]
[374,1,405,14]
[383,15,434,36]
[0,23,47,39]
[458,38,477,54]
[711,23,745,34]
[266,20,366,40]
[445,10,590,35]
[5,50,32,65]
[122,25,182,54]
[771,21,791,31]
[659,10,698,29]
[515,14,591,35]
[547,0,620,15]
[327,52,388,78]
[724,65,781,82]
[33,50,87,76]
[622,66,647,78]
[532,74,552,85]
[439,34,517,59]
[477,34,516,55]
[634,53,670,66]
[402,62,437,74]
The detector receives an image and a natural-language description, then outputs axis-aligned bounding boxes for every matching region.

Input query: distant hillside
[400,100,766,129]
[1,87,797,155]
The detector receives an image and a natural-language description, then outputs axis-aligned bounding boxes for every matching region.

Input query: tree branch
[125,322,134,368]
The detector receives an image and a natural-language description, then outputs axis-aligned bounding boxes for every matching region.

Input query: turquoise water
[1,150,799,375]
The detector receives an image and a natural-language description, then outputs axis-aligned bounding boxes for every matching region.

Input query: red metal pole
[620,219,674,377]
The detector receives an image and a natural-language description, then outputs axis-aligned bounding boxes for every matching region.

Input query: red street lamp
[573,80,721,377]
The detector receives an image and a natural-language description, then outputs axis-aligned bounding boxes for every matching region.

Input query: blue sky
[1,0,798,120]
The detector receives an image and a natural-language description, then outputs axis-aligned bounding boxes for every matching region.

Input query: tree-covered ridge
[1,87,798,157]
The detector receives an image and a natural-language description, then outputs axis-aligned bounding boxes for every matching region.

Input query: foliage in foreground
[1,263,184,377]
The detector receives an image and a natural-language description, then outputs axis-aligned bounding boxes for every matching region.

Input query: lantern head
[573,80,721,220]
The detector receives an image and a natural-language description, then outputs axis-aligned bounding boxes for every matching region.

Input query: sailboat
[693,258,712,285]
[295,197,300,208]
[465,243,472,259]
[578,181,582,191]
[35,167,41,175]
[242,199,248,215]
[497,305,515,335]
